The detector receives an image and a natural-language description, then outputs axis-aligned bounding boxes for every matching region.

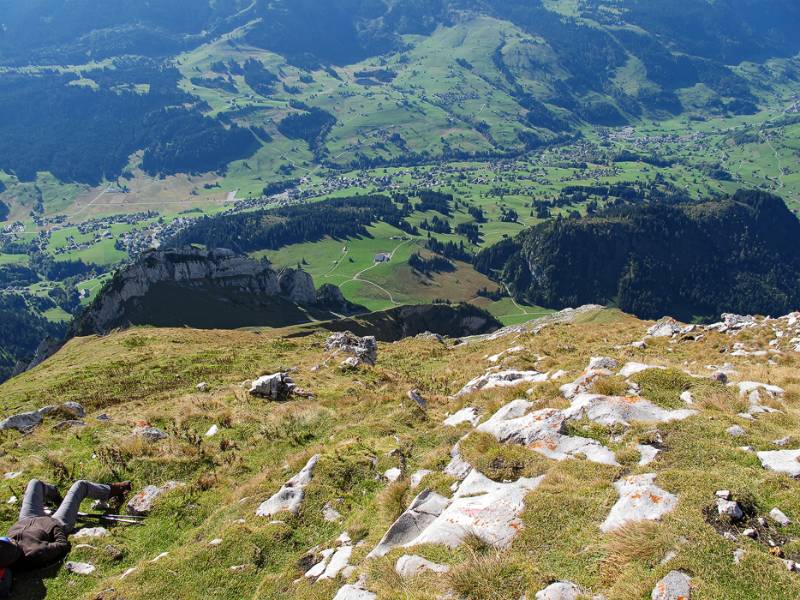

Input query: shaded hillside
[0,293,66,382]
[310,302,501,341]
[475,190,800,321]
[69,248,360,337]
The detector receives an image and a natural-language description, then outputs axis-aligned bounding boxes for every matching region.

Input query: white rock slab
[256,454,320,517]
[770,507,791,526]
[443,442,472,480]
[477,400,618,466]
[529,432,619,466]
[757,449,800,477]
[477,401,562,443]
[72,527,109,539]
[619,363,665,378]
[637,444,660,466]
[318,545,352,581]
[564,394,695,428]
[456,370,549,396]
[601,473,677,532]
[407,470,544,549]
[333,584,376,600]
[323,503,343,522]
[205,424,219,437]
[395,554,450,577]
[488,346,524,363]
[647,318,683,338]
[65,561,95,575]
[651,570,691,600]
[726,425,746,438]
[305,548,335,579]
[384,467,402,482]
[589,357,618,371]
[535,581,585,599]
[126,481,183,516]
[410,469,433,488]
[367,489,450,558]
[444,407,480,427]
[735,381,785,397]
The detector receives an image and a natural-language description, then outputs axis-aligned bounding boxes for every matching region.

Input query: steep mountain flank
[70,247,359,336]
[475,190,800,321]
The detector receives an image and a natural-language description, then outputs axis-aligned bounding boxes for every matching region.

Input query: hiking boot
[109,481,132,499]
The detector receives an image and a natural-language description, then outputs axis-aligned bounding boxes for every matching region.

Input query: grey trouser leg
[52,480,111,533]
[19,479,59,520]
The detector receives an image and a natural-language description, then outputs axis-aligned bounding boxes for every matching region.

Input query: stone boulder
[0,406,55,433]
[647,318,683,338]
[72,527,109,539]
[249,373,299,401]
[65,561,95,575]
[133,426,168,442]
[535,581,585,600]
[326,332,378,366]
[407,389,426,410]
[256,455,320,517]
[127,481,183,516]
[60,402,85,418]
[651,570,691,600]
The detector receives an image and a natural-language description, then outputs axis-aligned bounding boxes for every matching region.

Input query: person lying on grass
[0,479,131,591]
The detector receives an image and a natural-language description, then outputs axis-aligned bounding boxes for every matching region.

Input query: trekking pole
[76,512,146,526]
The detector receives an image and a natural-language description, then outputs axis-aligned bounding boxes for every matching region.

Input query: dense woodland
[170,195,413,253]
[0,61,259,184]
[476,190,800,321]
[0,293,66,382]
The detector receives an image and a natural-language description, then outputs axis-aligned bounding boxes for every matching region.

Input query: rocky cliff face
[71,248,326,337]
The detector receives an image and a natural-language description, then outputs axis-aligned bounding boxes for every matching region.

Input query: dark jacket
[7,517,70,570]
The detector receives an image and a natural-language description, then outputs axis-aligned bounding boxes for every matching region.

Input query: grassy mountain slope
[0,308,799,598]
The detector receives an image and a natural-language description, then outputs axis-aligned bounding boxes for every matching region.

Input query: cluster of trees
[455,222,481,245]
[277,108,336,149]
[243,59,278,96]
[408,252,455,275]
[0,199,8,222]
[476,190,800,321]
[425,237,472,262]
[262,179,300,197]
[419,215,451,234]
[170,194,413,253]
[415,190,452,215]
